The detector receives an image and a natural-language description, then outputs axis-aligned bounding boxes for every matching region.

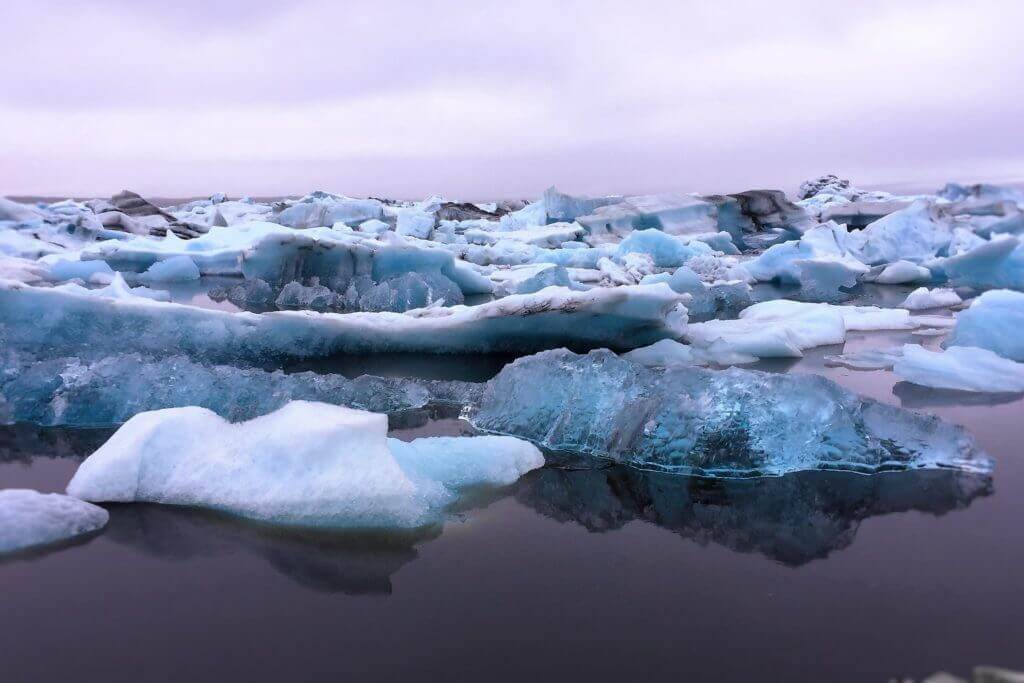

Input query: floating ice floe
[0,279,688,360]
[684,300,917,359]
[900,287,962,311]
[946,289,1024,361]
[867,260,932,285]
[469,349,991,477]
[0,489,109,555]
[894,344,1024,393]
[67,402,543,529]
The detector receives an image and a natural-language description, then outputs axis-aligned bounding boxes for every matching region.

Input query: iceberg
[0,489,109,555]
[946,289,1024,361]
[470,349,990,477]
[67,402,543,529]
[0,279,688,360]
[894,344,1024,393]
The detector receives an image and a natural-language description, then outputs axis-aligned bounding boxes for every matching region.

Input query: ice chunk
[870,260,932,285]
[932,235,1024,290]
[275,195,384,228]
[685,300,915,359]
[40,253,115,283]
[615,229,712,267]
[0,280,688,359]
[622,339,756,368]
[0,350,480,427]
[577,193,718,239]
[494,264,581,296]
[359,271,464,311]
[465,223,584,248]
[846,201,951,265]
[139,255,200,283]
[395,208,435,239]
[946,289,1024,361]
[470,349,990,476]
[745,221,858,284]
[900,287,962,310]
[542,187,624,222]
[794,256,868,302]
[824,347,903,371]
[0,489,108,554]
[894,344,1024,393]
[66,402,542,529]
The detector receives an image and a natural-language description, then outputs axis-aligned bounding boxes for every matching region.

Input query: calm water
[2,329,1022,682]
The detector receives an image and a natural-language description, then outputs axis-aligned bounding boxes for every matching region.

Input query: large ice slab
[946,289,1024,361]
[0,489,108,555]
[0,279,688,360]
[66,402,543,529]
[470,349,990,477]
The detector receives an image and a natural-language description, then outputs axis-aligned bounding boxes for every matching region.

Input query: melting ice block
[67,402,543,529]
[470,349,990,477]
[0,489,109,554]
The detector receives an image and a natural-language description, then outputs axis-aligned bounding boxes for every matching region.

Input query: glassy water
[2,330,1022,682]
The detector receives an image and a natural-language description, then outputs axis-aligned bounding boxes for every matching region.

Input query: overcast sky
[2,0,1022,199]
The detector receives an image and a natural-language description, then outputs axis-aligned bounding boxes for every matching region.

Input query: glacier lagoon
[3,179,1024,682]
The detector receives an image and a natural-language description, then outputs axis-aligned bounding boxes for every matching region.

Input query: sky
[1,0,1023,199]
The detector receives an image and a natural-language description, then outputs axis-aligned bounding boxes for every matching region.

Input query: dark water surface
[2,332,1022,682]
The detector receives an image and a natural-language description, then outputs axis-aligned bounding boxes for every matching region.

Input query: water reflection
[104,505,436,595]
[515,465,992,566]
[0,424,113,464]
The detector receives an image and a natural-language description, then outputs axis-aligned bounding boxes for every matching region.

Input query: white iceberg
[67,402,543,529]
